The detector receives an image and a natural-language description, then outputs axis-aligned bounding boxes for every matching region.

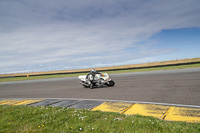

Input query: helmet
[90,69,96,73]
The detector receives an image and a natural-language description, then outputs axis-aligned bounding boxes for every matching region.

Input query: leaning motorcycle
[78,73,115,89]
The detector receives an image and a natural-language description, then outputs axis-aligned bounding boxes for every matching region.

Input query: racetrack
[0,68,200,106]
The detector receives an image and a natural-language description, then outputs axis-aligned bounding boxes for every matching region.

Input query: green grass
[106,63,200,74]
[0,105,200,133]
[0,73,88,82]
[1,63,200,82]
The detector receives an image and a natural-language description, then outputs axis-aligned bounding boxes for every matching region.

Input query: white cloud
[0,0,200,73]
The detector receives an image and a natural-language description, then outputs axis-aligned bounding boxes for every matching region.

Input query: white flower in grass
[79,128,82,131]
[79,116,87,120]
[114,117,123,121]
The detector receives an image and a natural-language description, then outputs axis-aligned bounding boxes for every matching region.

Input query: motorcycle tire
[107,80,115,86]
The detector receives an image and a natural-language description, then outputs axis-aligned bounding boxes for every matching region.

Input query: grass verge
[0,73,88,82]
[0,105,200,133]
[0,63,200,82]
[106,63,200,74]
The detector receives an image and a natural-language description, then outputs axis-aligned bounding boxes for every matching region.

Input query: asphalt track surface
[0,68,200,106]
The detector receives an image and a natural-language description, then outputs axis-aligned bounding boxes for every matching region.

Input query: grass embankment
[1,105,200,133]
[106,63,200,74]
[1,58,200,78]
[0,63,200,82]
[0,73,88,82]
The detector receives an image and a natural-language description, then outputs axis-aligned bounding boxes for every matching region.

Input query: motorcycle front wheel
[106,80,115,87]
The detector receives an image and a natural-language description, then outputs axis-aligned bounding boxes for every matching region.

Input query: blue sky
[0,0,200,74]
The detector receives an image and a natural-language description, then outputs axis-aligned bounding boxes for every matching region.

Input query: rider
[86,69,101,86]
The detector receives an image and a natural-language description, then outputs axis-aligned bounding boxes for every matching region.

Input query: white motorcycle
[78,73,115,89]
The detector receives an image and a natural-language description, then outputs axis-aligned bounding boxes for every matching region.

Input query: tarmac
[1,68,200,106]
[0,98,200,123]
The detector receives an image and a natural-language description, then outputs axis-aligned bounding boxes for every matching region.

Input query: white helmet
[90,69,96,73]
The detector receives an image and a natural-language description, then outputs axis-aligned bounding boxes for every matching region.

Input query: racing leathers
[86,71,101,85]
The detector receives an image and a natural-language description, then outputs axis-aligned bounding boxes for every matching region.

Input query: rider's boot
[90,83,93,89]
[89,80,94,89]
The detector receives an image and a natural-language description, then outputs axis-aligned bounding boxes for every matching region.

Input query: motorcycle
[78,73,115,89]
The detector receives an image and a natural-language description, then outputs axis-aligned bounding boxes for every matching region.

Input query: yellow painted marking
[161,106,174,120]
[124,104,170,119]
[13,100,43,105]
[0,100,16,105]
[164,107,200,123]
[120,104,135,114]
[0,100,10,104]
[0,99,44,106]
[0,100,27,105]
[91,102,133,113]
